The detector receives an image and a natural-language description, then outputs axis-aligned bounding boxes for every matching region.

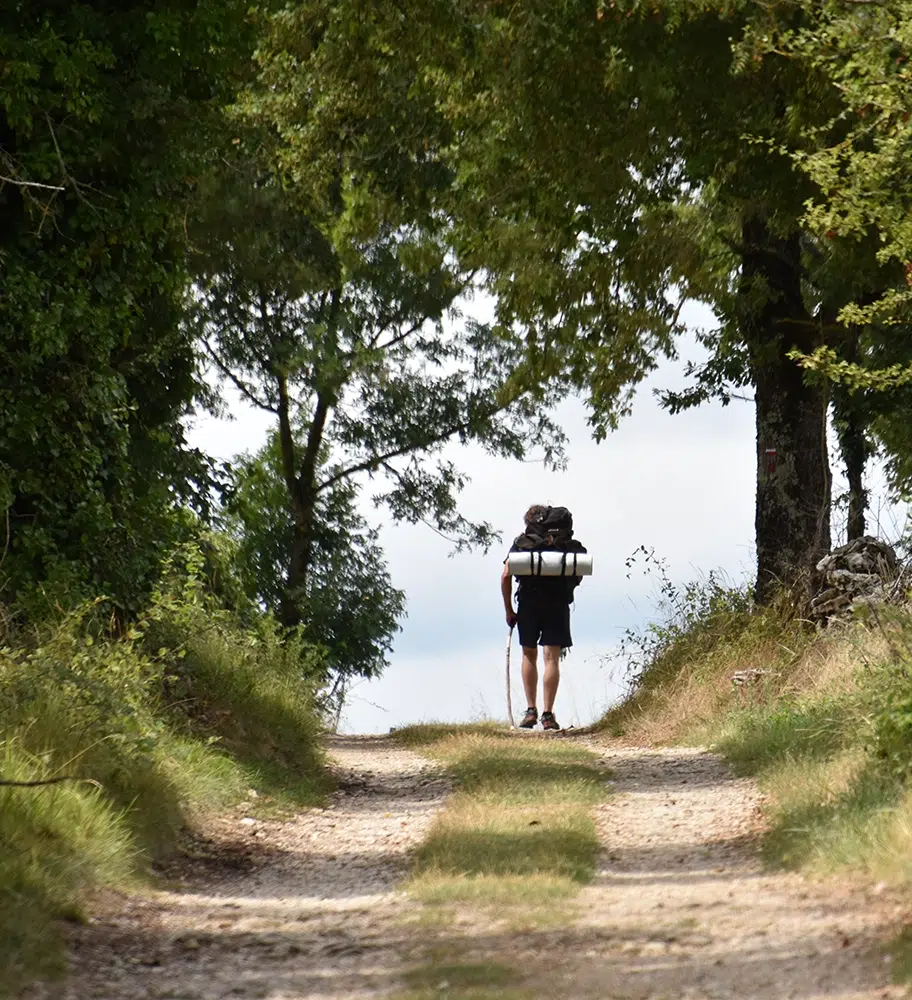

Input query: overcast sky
[186,300,908,734]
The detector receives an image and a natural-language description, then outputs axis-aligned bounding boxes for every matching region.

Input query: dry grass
[394,727,609,994]
[604,595,912,898]
[402,730,607,908]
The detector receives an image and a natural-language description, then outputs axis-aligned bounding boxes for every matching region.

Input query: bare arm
[501,563,517,627]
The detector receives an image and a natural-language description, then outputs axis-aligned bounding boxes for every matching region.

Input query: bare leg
[521,646,539,708]
[542,645,561,713]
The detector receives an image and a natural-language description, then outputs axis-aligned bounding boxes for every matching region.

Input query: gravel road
[22,736,910,1000]
[558,745,909,999]
[24,736,449,1000]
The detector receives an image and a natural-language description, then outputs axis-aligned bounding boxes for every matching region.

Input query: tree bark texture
[273,290,341,628]
[277,380,332,628]
[830,330,869,542]
[741,216,831,605]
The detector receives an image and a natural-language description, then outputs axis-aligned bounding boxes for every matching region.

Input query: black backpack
[510,506,587,603]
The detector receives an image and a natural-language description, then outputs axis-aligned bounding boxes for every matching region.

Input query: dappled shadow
[179,841,420,901]
[21,739,902,1000]
[22,901,424,1000]
[592,830,763,878]
[26,884,898,1000]
[594,744,744,792]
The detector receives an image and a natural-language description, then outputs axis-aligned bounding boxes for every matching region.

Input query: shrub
[615,548,756,696]
[0,547,329,994]
[863,608,912,777]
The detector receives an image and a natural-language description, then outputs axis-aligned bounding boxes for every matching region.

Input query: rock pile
[811,536,906,621]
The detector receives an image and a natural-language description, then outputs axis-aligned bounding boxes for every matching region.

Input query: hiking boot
[519,707,538,729]
[540,711,561,732]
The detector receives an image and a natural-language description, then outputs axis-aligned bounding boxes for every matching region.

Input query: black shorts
[517,598,572,649]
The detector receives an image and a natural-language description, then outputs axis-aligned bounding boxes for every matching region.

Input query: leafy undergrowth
[392,725,608,1000]
[0,569,330,996]
[598,570,912,982]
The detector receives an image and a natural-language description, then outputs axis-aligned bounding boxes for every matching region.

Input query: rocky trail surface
[25,737,449,1000]
[562,745,908,999]
[24,737,909,999]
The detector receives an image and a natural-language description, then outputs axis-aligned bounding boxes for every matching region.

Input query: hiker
[501,505,586,731]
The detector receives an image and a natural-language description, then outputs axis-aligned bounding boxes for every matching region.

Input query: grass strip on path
[392,724,609,1000]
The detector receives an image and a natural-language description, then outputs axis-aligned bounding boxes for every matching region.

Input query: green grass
[0,594,330,996]
[397,727,607,908]
[888,926,912,986]
[151,608,331,812]
[395,960,532,1000]
[707,697,857,776]
[405,961,517,989]
[393,726,608,994]
[0,740,136,986]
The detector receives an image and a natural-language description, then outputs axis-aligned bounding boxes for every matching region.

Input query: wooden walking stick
[505,625,516,729]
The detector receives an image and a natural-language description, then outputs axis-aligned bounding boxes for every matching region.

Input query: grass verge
[392,724,608,999]
[0,578,330,996]
[597,572,912,984]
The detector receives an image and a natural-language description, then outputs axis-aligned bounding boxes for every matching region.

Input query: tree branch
[202,339,277,413]
[364,271,477,352]
[0,175,64,192]
[316,414,487,492]
[0,775,101,788]
[372,317,428,354]
[45,114,103,213]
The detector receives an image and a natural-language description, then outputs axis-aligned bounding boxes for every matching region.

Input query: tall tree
[254,0,846,602]
[744,3,912,517]
[191,160,563,625]
[0,2,252,616]
[228,437,405,687]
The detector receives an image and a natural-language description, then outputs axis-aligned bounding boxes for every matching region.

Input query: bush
[615,548,756,696]
[864,609,912,777]
[0,549,329,995]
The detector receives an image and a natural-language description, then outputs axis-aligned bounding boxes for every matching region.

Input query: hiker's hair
[524,505,549,526]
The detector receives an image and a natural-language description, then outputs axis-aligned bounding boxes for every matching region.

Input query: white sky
[185,299,908,734]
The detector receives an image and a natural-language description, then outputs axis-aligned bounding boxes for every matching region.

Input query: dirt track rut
[24,737,910,999]
[563,745,907,999]
[25,736,448,1000]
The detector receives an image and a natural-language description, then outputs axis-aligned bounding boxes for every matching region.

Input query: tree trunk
[276,375,332,628]
[830,329,868,542]
[270,289,341,628]
[742,216,831,605]
[843,424,867,542]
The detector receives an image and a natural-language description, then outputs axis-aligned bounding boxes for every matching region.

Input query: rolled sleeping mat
[507,551,593,577]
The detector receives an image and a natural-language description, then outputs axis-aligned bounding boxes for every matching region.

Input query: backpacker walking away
[501,505,587,731]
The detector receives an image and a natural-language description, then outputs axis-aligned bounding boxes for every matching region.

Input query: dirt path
[24,737,910,1000]
[25,736,449,1000]
[559,745,909,999]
